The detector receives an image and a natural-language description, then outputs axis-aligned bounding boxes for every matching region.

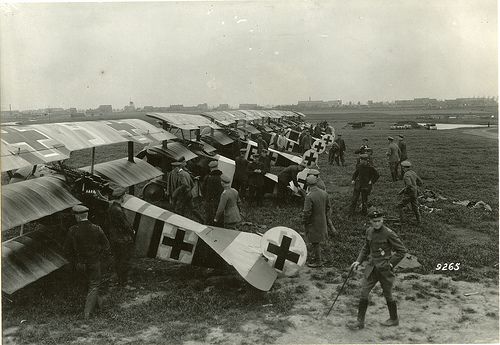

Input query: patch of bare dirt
[183,268,499,344]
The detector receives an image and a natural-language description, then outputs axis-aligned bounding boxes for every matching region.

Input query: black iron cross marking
[2,128,52,152]
[313,141,325,152]
[162,229,194,260]
[267,235,300,270]
[285,140,295,152]
[107,122,139,137]
[323,136,333,145]
[304,151,316,166]
[297,177,307,189]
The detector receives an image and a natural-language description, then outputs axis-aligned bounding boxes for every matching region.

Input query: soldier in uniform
[398,160,422,225]
[105,187,135,287]
[202,160,224,226]
[354,138,374,168]
[276,162,306,206]
[300,131,312,154]
[232,148,249,198]
[303,175,335,267]
[349,154,380,215]
[173,157,195,216]
[214,174,242,229]
[347,208,407,330]
[247,153,266,206]
[334,134,346,166]
[386,136,401,182]
[65,205,110,319]
[256,134,268,154]
[328,141,340,165]
[397,135,408,180]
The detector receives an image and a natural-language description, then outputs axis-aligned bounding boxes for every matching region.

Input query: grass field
[2,113,498,344]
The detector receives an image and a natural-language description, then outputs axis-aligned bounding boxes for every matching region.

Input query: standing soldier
[232,148,249,198]
[329,141,340,165]
[397,135,407,180]
[349,154,380,216]
[303,175,335,268]
[173,157,194,216]
[256,134,268,154]
[300,131,312,154]
[334,134,346,166]
[247,153,266,206]
[347,208,407,330]
[202,160,224,226]
[386,137,401,182]
[276,162,306,206]
[313,123,322,138]
[214,174,242,229]
[65,205,110,319]
[398,160,422,225]
[106,187,135,287]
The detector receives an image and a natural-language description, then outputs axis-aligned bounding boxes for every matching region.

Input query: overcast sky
[0,0,497,110]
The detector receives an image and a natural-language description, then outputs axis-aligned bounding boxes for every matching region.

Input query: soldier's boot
[381,300,399,326]
[346,299,368,330]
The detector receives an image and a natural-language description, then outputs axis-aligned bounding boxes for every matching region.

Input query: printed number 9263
[435,263,461,271]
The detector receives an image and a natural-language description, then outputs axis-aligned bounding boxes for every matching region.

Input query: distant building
[124,101,136,112]
[239,103,259,110]
[97,105,113,113]
[69,107,77,114]
[217,104,230,110]
[197,103,209,111]
[71,112,85,118]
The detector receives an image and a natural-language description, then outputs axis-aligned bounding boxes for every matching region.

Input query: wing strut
[128,141,135,195]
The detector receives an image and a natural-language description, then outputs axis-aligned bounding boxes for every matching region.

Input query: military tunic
[302,186,331,243]
[202,169,224,225]
[356,225,407,301]
[386,142,401,182]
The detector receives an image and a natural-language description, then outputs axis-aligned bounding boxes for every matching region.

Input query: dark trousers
[309,242,322,263]
[276,180,290,205]
[112,242,133,285]
[232,178,247,198]
[360,266,395,302]
[204,201,218,226]
[78,262,103,318]
[248,184,264,206]
[328,149,336,164]
[389,162,398,182]
[350,187,370,214]
[335,151,345,166]
[398,195,421,222]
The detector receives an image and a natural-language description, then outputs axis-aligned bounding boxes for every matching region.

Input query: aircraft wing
[1,119,175,172]
[2,230,69,294]
[205,130,234,146]
[147,113,221,130]
[81,157,162,187]
[1,141,36,172]
[2,176,80,231]
[121,195,277,291]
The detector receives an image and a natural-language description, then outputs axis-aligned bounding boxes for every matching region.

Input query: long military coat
[302,186,331,243]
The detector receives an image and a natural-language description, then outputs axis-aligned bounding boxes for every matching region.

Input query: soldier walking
[65,205,110,319]
[334,134,346,166]
[349,154,380,215]
[347,208,407,330]
[303,175,335,268]
[386,136,401,182]
[247,153,266,206]
[106,187,135,287]
[397,160,422,225]
[397,135,407,180]
[202,160,224,226]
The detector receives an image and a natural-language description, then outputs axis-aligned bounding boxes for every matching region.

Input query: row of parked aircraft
[1,110,335,295]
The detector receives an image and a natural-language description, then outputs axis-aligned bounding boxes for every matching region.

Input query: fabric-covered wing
[81,157,162,187]
[207,130,234,146]
[2,230,69,294]
[1,127,71,171]
[147,113,220,130]
[2,176,80,231]
[121,195,277,291]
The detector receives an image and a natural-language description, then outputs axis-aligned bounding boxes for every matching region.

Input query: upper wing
[2,176,80,231]
[1,119,175,172]
[147,113,221,130]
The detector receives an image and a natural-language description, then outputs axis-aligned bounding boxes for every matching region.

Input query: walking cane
[325,265,354,317]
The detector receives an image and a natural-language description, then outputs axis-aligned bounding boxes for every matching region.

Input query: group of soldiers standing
[64,121,422,330]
